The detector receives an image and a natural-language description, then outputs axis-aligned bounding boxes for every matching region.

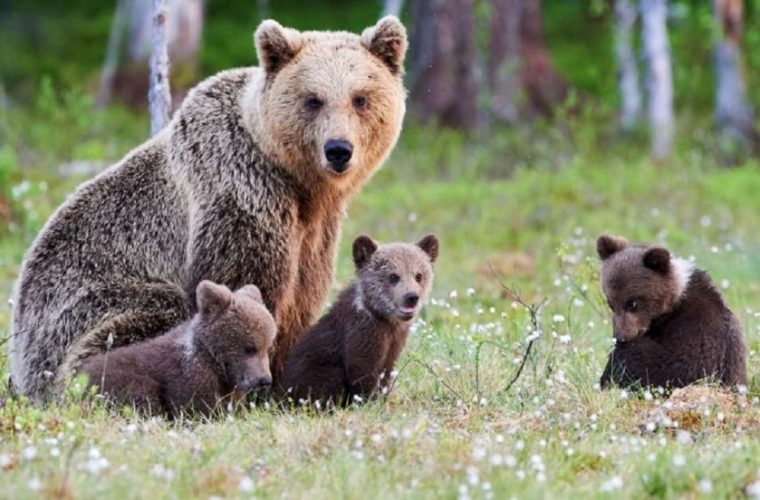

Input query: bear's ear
[361,16,408,76]
[254,20,302,75]
[353,235,378,270]
[197,280,232,316]
[237,284,264,304]
[643,246,671,274]
[596,234,628,260]
[417,234,439,263]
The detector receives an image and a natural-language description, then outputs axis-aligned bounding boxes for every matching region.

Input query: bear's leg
[52,280,190,398]
[601,337,666,388]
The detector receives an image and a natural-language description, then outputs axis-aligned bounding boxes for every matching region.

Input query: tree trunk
[487,0,522,124]
[149,0,171,136]
[96,0,130,108]
[641,0,674,160]
[518,0,569,117]
[409,0,479,129]
[382,0,404,18]
[713,0,758,149]
[614,0,642,130]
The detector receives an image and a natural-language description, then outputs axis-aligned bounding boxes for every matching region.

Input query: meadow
[0,87,759,499]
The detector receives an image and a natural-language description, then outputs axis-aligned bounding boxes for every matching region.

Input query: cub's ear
[361,16,408,76]
[416,234,439,263]
[353,235,378,270]
[254,20,303,75]
[237,284,264,304]
[196,280,232,316]
[643,246,671,274]
[596,234,628,260]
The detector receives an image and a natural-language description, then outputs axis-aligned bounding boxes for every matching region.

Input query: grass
[0,90,759,499]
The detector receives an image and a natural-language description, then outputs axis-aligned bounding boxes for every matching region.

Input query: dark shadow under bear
[597,234,747,389]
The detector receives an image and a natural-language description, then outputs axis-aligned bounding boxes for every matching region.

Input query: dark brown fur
[280,235,438,406]
[78,281,276,416]
[597,234,747,389]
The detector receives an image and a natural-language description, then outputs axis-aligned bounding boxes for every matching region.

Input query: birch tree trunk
[149,0,171,136]
[409,0,479,129]
[488,0,522,124]
[615,0,641,130]
[382,0,404,18]
[96,0,129,107]
[641,0,674,160]
[713,0,757,149]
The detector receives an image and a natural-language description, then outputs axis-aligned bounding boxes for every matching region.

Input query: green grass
[0,92,759,499]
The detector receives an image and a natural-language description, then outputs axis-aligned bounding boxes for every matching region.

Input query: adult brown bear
[10,17,408,403]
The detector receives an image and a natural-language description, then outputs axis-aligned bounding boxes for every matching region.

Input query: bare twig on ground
[488,263,547,394]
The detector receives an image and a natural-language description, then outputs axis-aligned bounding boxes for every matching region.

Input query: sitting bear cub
[596,234,747,389]
[78,281,276,416]
[280,234,439,406]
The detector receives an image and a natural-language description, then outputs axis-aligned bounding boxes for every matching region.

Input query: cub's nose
[324,139,353,171]
[256,376,272,388]
[402,293,419,308]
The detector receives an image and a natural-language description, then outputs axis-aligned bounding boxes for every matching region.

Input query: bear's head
[193,281,277,393]
[247,16,408,194]
[596,234,694,343]
[352,234,439,322]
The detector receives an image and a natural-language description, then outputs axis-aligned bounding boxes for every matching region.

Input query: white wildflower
[239,476,255,493]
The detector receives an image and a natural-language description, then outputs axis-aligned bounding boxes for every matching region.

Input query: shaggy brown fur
[280,234,439,406]
[597,234,747,389]
[78,281,276,417]
[10,17,408,402]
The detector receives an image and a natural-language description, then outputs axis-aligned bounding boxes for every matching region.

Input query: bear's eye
[389,273,400,285]
[305,96,324,111]
[353,95,367,109]
[243,346,257,355]
[415,273,423,283]
[624,299,638,312]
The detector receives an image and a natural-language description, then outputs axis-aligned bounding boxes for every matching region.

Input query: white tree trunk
[382,0,404,17]
[129,0,204,66]
[96,0,129,107]
[614,0,641,130]
[149,0,171,136]
[641,0,674,160]
[714,0,756,147]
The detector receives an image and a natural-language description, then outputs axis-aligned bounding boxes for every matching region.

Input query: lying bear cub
[596,234,747,389]
[280,234,439,407]
[78,281,276,416]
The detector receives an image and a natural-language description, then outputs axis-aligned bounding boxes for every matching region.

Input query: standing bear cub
[78,281,276,417]
[280,234,439,406]
[596,234,747,389]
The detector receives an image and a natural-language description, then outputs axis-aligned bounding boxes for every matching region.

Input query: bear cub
[78,281,277,416]
[596,234,747,389]
[280,234,439,407]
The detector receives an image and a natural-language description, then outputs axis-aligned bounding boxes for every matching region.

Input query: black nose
[257,376,272,388]
[402,293,419,308]
[324,139,353,170]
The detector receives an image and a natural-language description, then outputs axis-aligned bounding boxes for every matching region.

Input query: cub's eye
[305,97,323,111]
[352,95,367,109]
[624,299,638,312]
[389,273,400,285]
[415,273,423,283]
[243,346,257,355]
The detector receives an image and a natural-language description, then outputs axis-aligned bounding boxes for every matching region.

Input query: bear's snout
[324,139,353,172]
[402,292,419,308]
[239,375,273,392]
